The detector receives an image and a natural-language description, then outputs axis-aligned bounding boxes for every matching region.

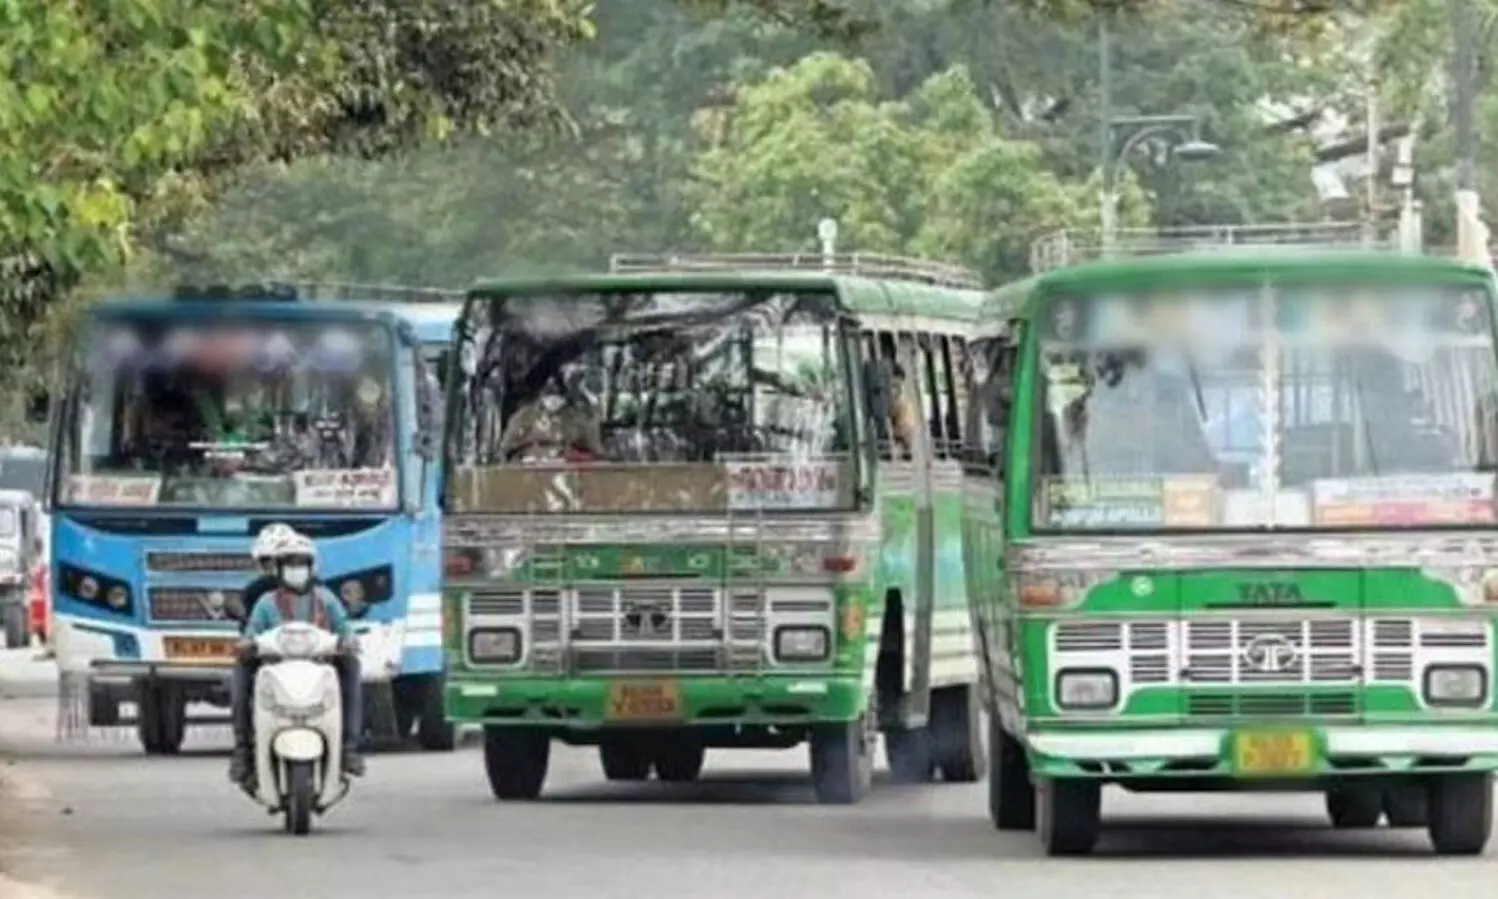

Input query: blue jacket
[245,586,354,641]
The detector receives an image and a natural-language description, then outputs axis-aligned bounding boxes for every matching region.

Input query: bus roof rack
[170,281,464,304]
[1028,222,1408,273]
[608,252,985,290]
[292,281,464,303]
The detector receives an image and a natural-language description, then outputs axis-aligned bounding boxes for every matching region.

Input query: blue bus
[46,284,454,754]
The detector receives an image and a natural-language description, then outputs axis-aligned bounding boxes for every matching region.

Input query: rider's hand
[234,638,256,661]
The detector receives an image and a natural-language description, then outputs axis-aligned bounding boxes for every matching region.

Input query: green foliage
[689,53,1107,280]
[0,0,594,377]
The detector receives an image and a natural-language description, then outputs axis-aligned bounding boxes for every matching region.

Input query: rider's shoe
[342,750,366,778]
[228,747,254,788]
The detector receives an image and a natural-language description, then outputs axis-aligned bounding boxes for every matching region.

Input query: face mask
[280,565,311,591]
[541,395,564,413]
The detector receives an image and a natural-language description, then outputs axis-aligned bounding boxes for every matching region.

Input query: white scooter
[246,622,352,835]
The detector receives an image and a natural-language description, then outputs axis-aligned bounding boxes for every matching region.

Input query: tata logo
[1240,633,1299,674]
[1236,581,1305,605]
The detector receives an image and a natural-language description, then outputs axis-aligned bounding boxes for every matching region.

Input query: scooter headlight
[276,628,317,658]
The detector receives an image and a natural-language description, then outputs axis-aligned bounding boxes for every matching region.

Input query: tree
[688,53,1120,280]
[1,0,593,372]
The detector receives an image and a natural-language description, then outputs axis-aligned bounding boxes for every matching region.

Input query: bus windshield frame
[1028,278,1498,535]
[52,311,407,515]
[444,287,861,516]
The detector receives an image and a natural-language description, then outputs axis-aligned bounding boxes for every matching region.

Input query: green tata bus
[440,253,988,803]
[965,246,1498,855]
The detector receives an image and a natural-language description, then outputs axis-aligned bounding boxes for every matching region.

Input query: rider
[229,528,366,787]
[238,523,324,630]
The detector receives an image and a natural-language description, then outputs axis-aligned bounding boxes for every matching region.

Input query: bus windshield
[56,315,401,511]
[447,289,856,514]
[1033,282,1498,531]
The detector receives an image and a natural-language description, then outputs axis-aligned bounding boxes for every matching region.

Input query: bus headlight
[1055,669,1118,711]
[774,625,830,663]
[106,585,129,610]
[468,627,522,665]
[1424,664,1487,707]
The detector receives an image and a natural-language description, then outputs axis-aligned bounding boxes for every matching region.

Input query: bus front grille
[148,587,242,623]
[146,552,258,574]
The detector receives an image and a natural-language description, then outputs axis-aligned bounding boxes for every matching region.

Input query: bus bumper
[444,673,866,730]
[1023,725,1498,779]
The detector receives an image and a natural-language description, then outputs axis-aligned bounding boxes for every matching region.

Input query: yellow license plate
[1232,730,1315,775]
[607,680,683,721]
[163,636,238,664]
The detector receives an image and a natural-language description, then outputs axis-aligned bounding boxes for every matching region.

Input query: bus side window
[965,328,1020,477]
[935,334,962,459]
[948,336,970,457]
[868,331,902,460]
[893,332,925,461]
[915,332,946,458]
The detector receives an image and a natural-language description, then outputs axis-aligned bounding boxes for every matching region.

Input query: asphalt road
[0,650,1495,899]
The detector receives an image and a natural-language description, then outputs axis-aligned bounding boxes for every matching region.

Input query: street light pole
[1101,116,1219,254]
[1098,10,1115,248]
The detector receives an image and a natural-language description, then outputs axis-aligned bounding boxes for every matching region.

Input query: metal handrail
[608,252,985,290]
[1028,222,1408,273]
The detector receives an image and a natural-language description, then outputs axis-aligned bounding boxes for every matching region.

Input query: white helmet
[271,529,316,566]
[251,523,298,562]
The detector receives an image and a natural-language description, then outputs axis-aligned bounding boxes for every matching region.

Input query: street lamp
[1100,114,1221,253]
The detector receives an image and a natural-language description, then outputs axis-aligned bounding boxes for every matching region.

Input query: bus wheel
[1383,782,1429,827]
[1035,777,1101,857]
[599,736,651,781]
[988,717,1035,831]
[415,676,456,752]
[809,715,873,805]
[884,726,934,783]
[652,738,706,783]
[1428,773,1493,855]
[1326,784,1383,828]
[137,684,186,756]
[483,726,549,800]
[931,684,986,783]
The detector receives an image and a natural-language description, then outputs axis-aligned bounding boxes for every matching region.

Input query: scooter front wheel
[284,761,315,836]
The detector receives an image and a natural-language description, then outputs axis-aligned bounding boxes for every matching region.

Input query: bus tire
[1383,782,1429,827]
[988,717,1034,831]
[1326,784,1383,828]
[931,684,986,783]
[652,739,706,783]
[1036,777,1101,857]
[2,603,26,649]
[1428,772,1493,855]
[884,726,935,783]
[483,726,549,801]
[415,676,456,752]
[599,737,651,781]
[137,684,186,756]
[809,716,873,805]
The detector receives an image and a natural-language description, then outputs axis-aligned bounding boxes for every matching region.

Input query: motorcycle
[246,621,351,835]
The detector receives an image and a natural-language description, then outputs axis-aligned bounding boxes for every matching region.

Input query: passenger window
[948,337,969,455]
[893,333,925,461]
[964,325,1022,477]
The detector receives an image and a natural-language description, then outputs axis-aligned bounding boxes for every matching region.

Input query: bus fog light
[774,626,830,662]
[1424,664,1487,707]
[1055,669,1118,710]
[468,627,522,665]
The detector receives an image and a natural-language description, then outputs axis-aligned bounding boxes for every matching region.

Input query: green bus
[439,253,988,803]
[966,246,1498,855]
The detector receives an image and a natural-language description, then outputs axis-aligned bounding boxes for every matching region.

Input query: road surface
[0,650,1493,899]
